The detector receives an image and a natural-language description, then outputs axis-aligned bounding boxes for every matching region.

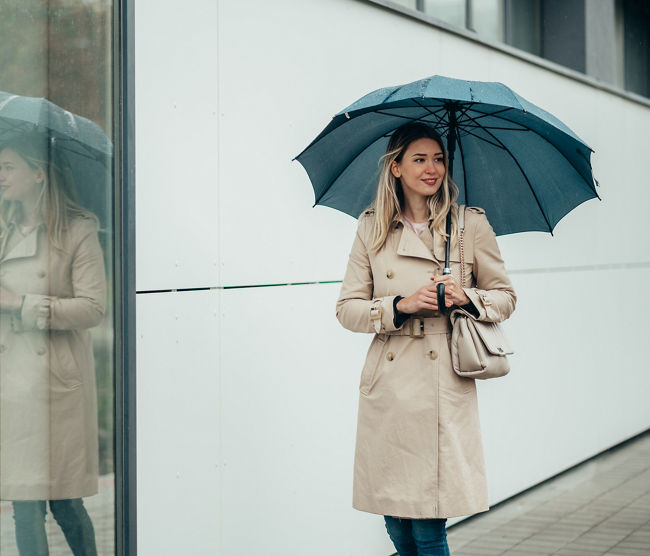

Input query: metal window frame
[114,0,136,554]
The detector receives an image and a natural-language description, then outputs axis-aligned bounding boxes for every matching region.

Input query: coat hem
[352,500,490,520]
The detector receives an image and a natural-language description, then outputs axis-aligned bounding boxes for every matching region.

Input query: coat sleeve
[15,221,107,332]
[336,215,401,334]
[461,210,516,323]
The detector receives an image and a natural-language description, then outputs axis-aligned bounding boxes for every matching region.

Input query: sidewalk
[447,431,650,556]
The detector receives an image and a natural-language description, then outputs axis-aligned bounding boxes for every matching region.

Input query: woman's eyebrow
[410,152,443,157]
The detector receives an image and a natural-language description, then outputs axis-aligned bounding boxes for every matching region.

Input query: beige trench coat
[0,217,106,500]
[336,206,516,519]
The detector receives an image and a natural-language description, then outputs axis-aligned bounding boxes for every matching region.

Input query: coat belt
[384,316,451,337]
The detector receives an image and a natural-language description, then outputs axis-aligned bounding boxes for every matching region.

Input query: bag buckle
[409,317,424,338]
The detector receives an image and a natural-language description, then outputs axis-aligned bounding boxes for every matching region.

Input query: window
[0,1,122,554]
[623,0,650,97]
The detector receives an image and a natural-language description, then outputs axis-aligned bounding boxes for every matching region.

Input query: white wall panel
[136,290,220,555]
[135,0,219,291]
[219,283,394,556]
[217,0,650,287]
[480,267,650,505]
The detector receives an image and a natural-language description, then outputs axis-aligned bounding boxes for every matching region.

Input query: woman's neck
[18,199,43,227]
[402,196,429,223]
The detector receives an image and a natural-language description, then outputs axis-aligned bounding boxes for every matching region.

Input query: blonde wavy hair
[369,122,460,251]
[0,134,97,251]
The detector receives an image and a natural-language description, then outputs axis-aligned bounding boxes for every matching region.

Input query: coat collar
[393,216,446,264]
[0,223,43,263]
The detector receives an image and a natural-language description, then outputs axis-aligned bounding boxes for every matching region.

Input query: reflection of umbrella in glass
[295,74,599,310]
[295,74,598,237]
[0,91,113,229]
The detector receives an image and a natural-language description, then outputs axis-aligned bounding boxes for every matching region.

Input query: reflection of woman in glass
[0,135,105,555]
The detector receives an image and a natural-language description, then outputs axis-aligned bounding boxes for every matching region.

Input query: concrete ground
[447,431,650,556]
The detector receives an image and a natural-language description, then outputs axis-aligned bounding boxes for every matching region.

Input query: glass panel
[0,1,115,555]
[472,0,504,42]
[505,0,541,55]
[391,0,418,10]
[423,0,467,29]
[623,0,650,97]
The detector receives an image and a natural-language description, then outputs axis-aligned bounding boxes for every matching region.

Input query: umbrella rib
[458,106,513,124]
[462,107,596,192]
[459,109,529,131]
[455,121,470,205]
[478,126,554,232]
[412,99,449,128]
[457,127,507,150]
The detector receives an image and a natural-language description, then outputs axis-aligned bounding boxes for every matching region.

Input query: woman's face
[391,137,445,201]
[0,148,44,203]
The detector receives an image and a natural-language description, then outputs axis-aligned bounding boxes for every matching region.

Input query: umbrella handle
[437,282,448,315]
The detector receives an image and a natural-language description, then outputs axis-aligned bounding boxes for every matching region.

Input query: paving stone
[448,433,650,556]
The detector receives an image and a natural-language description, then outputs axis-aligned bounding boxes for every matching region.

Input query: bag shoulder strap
[459,205,466,287]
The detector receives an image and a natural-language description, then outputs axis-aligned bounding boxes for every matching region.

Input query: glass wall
[0,1,116,554]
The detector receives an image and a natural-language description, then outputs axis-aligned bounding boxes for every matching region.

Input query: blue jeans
[384,516,450,556]
[12,499,97,556]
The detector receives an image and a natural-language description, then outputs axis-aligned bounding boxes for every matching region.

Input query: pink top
[403,215,429,236]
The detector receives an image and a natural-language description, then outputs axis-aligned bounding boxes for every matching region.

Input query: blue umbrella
[0,91,113,229]
[295,74,598,237]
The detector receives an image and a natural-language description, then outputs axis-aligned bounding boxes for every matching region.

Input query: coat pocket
[359,334,388,395]
[49,333,82,389]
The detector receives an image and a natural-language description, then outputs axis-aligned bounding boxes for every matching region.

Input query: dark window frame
[114,0,136,554]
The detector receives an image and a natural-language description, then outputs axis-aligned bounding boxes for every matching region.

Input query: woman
[336,122,516,555]
[0,134,106,555]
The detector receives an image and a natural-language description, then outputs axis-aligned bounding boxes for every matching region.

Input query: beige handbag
[450,206,513,379]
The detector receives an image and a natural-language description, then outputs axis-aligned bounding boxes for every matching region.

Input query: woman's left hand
[431,274,470,307]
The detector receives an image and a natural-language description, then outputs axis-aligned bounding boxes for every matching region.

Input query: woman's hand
[396,284,442,314]
[0,286,23,313]
[432,274,470,307]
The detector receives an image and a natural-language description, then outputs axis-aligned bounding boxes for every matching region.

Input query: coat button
[386,270,394,279]
[37,347,46,356]
[428,350,438,360]
[386,352,395,361]
[37,270,46,278]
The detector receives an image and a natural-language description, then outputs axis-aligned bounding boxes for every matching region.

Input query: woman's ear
[390,161,401,178]
[34,168,45,184]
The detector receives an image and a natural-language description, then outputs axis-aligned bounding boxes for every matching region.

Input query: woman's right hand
[0,286,22,313]
[396,284,444,314]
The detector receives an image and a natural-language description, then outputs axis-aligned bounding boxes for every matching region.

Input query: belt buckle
[409,317,424,338]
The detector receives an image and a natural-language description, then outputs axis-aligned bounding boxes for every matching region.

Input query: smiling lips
[422,178,438,186]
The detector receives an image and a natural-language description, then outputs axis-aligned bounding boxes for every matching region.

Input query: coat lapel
[0,227,39,263]
[396,224,436,263]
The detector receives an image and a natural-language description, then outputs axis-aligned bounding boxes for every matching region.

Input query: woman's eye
[415,158,424,163]
[435,158,443,163]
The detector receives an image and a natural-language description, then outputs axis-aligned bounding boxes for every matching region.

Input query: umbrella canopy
[295,75,598,236]
[0,91,113,228]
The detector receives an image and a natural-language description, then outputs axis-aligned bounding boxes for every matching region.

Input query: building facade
[1,1,649,554]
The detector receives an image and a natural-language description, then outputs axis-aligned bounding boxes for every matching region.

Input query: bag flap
[472,320,514,356]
